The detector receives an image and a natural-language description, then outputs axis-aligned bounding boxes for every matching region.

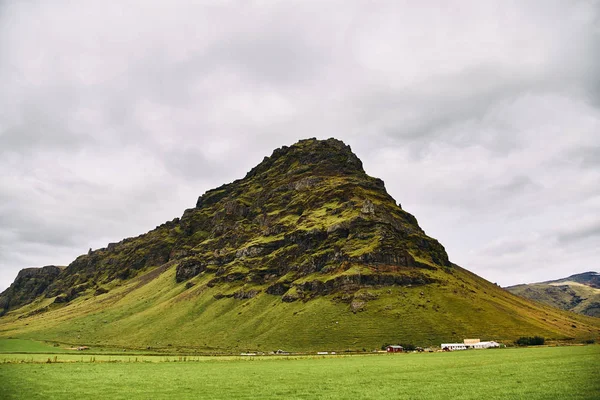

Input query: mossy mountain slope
[1,138,599,351]
[1,138,448,312]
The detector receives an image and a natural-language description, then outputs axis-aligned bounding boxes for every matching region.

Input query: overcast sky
[1,0,599,291]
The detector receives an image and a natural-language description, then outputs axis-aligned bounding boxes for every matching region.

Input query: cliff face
[174,138,449,301]
[0,266,63,315]
[1,138,449,311]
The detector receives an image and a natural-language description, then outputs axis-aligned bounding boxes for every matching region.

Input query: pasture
[1,345,598,399]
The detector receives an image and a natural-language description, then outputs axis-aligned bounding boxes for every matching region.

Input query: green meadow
[0,338,72,354]
[1,345,598,399]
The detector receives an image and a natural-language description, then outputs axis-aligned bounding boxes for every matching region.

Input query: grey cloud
[487,176,537,197]
[161,148,216,180]
[478,237,536,258]
[204,29,327,87]
[558,220,600,244]
[571,145,600,168]
[1,0,600,290]
[353,68,591,158]
[0,100,92,155]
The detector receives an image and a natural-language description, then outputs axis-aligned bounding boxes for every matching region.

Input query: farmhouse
[441,339,500,351]
[386,345,403,353]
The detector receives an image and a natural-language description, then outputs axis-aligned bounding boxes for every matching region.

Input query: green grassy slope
[0,338,73,354]
[1,262,598,352]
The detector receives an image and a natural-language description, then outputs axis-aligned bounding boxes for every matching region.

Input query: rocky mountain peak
[2,137,450,313]
[196,138,369,209]
[244,138,365,181]
[178,138,451,302]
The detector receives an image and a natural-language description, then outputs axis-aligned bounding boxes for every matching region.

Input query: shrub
[516,336,545,346]
[94,287,109,296]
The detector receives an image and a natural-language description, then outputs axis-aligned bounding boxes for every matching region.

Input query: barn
[386,345,403,353]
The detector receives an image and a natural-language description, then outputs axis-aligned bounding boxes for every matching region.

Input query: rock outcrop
[1,138,450,310]
[0,266,63,315]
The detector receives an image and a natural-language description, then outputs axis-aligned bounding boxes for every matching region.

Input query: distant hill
[506,272,600,317]
[1,138,599,352]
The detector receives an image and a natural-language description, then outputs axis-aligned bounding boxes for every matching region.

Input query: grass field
[0,338,73,354]
[1,346,598,399]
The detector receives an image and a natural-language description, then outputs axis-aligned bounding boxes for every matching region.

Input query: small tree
[516,336,545,346]
[531,336,545,345]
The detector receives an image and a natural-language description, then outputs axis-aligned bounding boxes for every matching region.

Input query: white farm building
[441,343,467,351]
[441,339,500,351]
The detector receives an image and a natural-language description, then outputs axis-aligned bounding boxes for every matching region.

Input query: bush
[516,336,545,346]
[94,287,109,296]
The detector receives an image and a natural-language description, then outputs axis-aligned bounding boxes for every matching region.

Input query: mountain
[506,272,600,318]
[1,138,598,352]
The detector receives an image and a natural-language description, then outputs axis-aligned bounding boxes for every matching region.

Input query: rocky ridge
[0,138,450,315]
[506,272,600,317]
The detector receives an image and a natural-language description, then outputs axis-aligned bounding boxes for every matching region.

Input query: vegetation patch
[0,347,598,400]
